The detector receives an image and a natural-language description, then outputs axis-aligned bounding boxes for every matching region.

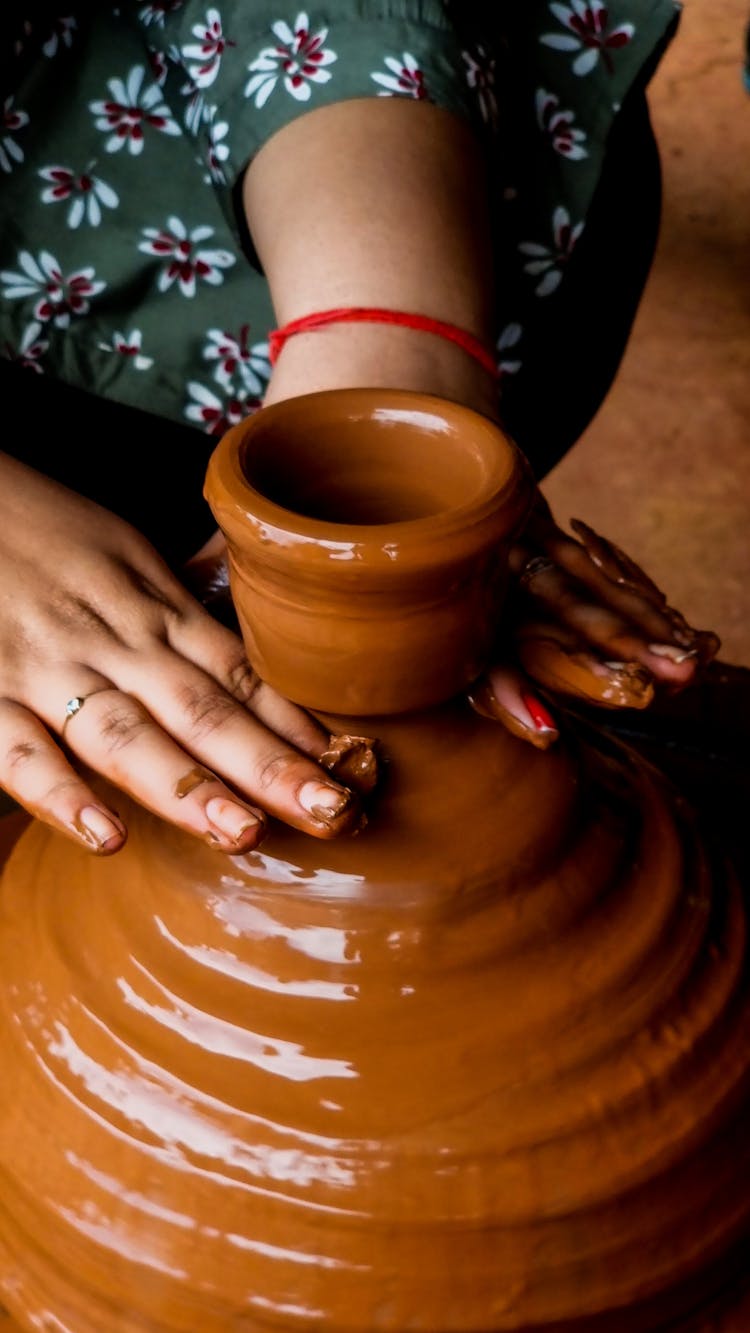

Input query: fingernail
[468,680,558,750]
[75,806,126,851]
[205,797,265,845]
[520,690,557,732]
[298,780,352,825]
[648,643,699,665]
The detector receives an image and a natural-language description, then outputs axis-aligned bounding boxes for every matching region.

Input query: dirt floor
[544,0,750,666]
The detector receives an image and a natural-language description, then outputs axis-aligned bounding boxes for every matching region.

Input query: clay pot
[0,392,749,1332]
[205,389,532,714]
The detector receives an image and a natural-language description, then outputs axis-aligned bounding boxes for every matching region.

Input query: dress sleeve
[138,2,479,194]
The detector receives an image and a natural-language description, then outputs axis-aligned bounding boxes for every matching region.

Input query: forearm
[242,98,498,419]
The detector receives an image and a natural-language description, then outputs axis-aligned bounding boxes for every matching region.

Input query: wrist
[262,321,500,422]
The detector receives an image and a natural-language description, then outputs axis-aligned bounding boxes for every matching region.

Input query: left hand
[468,496,720,748]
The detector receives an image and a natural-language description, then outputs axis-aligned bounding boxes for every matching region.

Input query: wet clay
[1,714,750,1332]
[206,389,534,715]
[515,634,656,708]
[1,391,749,1332]
[174,766,217,799]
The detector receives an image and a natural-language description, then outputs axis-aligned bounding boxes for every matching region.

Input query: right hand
[0,453,370,855]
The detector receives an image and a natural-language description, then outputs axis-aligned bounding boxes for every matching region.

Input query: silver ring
[518,554,555,589]
[60,687,110,738]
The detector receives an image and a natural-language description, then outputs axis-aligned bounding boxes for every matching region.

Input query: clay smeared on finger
[516,630,655,709]
[319,733,382,795]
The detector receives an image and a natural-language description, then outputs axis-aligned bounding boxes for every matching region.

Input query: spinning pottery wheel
[0,394,749,1332]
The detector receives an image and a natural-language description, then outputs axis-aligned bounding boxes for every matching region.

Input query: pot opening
[241,407,496,526]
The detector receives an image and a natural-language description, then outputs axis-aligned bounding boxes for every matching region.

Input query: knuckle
[99,702,152,754]
[5,737,40,772]
[225,658,263,706]
[255,748,296,792]
[177,683,237,741]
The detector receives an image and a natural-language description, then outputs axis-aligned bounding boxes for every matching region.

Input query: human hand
[469,496,720,748]
[0,454,371,855]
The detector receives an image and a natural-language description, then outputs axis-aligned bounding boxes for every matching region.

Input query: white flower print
[245,12,337,108]
[200,105,230,183]
[519,206,584,296]
[203,326,270,394]
[182,8,234,89]
[183,83,206,133]
[1,97,30,174]
[496,323,522,378]
[42,16,77,59]
[90,65,181,155]
[39,164,119,228]
[138,0,184,26]
[371,53,426,99]
[462,47,497,128]
[0,251,106,327]
[138,216,235,297]
[98,328,153,370]
[535,89,588,159]
[185,380,259,435]
[540,2,635,77]
[1,321,48,374]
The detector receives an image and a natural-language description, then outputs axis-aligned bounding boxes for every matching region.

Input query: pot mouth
[208,389,529,553]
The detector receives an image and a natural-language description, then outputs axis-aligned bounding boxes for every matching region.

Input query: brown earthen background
[545,0,750,666]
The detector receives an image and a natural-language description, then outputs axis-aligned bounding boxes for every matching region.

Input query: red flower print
[519,207,584,296]
[535,89,588,159]
[245,12,337,107]
[371,53,426,99]
[139,216,235,297]
[39,164,119,227]
[90,65,181,155]
[185,381,260,435]
[182,8,235,89]
[203,326,271,393]
[0,250,106,327]
[1,321,48,374]
[540,2,635,76]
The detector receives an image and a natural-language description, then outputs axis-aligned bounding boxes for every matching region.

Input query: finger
[509,556,706,685]
[511,536,687,651]
[569,518,667,606]
[0,700,126,854]
[468,664,559,749]
[92,655,363,840]
[165,605,383,796]
[514,621,655,709]
[516,518,719,660]
[31,685,269,852]
[166,606,332,758]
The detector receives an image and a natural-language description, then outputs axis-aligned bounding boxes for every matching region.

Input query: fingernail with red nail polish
[521,691,557,732]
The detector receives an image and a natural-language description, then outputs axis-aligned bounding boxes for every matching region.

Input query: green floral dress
[1,1,679,443]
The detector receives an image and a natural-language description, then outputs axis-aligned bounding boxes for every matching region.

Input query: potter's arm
[243,98,499,421]
[241,98,719,736]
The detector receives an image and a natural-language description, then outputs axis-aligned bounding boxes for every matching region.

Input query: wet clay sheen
[1,390,750,1332]
[1,713,750,1332]
[205,390,534,715]
[515,635,655,708]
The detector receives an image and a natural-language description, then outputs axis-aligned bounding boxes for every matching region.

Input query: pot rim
[205,389,533,566]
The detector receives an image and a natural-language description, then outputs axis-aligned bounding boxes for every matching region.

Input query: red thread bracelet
[268,307,499,379]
